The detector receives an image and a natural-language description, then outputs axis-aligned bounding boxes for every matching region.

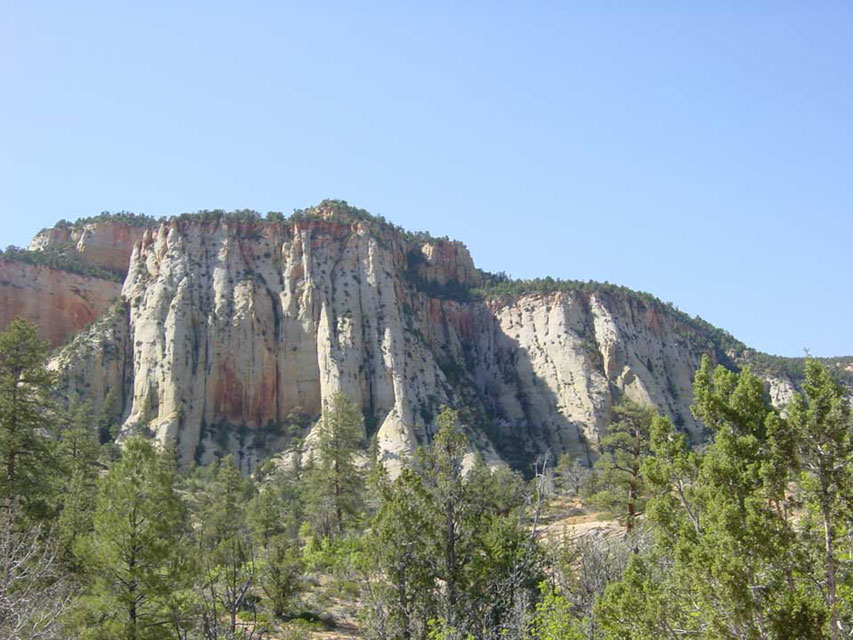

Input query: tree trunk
[398,563,411,640]
[626,466,639,534]
[446,502,457,626]
[823,499,839,640]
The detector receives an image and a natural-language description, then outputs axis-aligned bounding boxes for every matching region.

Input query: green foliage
[786,360,853,639]
[595,554,674,640]
[554,452,590,496]
[426,618,474,640]
[303,392,365,539]
[362,408,541,639]
[588,400,659,532]
[529,585,583,640]
[363,465,436,639]
[743,351,853,388]
[0,317,58,521]
[195,455,264,638]
[596,355,845,639]
[55,210,159,228]
[174,208,262,225]
[56,400,100,565]
[258,536,303,619]
[96,385,123,447]
[248,456,304,544]
[72,437,193,640]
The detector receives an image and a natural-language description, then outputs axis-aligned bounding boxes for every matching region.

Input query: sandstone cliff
[0,257,122,347]
[43,206,732,472]
[29,218,151,274]
[12,204,843,474]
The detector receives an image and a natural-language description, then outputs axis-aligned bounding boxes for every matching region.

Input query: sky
[1,1,851,357]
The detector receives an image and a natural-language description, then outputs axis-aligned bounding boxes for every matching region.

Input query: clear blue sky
[2,2,851,357]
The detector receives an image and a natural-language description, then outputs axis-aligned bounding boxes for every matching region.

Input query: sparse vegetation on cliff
[53,210,159,229]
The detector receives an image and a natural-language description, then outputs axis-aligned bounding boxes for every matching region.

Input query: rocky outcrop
[766,375,797,411]
[412,241,481,287]
[466,291,704,465]
[0,258,122,347]
[116,217,472,470]
[43,212,725,472]
[49,301,132,425]
[29,220,149,274]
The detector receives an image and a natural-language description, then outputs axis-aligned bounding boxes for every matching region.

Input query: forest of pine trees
[0,315,851,639]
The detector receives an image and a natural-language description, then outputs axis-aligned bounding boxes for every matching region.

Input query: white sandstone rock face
[46,216,727,472]
[115,218,467,470]
[415,241,481,287]
[49,301,132,425]
[766,375,798,411]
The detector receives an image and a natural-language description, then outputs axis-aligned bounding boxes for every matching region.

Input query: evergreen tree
[588,400,657,532]
[304,392,364,539]
[247,459,304,545]
[97,386,122,444]
[257,535,302,620]
[74,437,193,640]
[529,585,583,640]
[786,360,853,640]
[363,408,539,640]
[56,400,101,564]
[598,356,826,638]
[0,317,58,521]
[247,461,304,621]
[364,466,436,640]
[196,455,261,639]
[425,408,469,629]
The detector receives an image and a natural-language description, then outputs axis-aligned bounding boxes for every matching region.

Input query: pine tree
[365,466,436,639]
[247,459,304,545]
[97,386,122,444]
[0,317,58,522]
[428,407,468,629]
[598,356,827,638]
[588,400,657,533]
[196,455,261,638]
[246,464,304,620]
[258,535,302,620]
[364,408,537,639]
[74,437,193,640]
[56,400,101,564]
[304,392,364,539]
